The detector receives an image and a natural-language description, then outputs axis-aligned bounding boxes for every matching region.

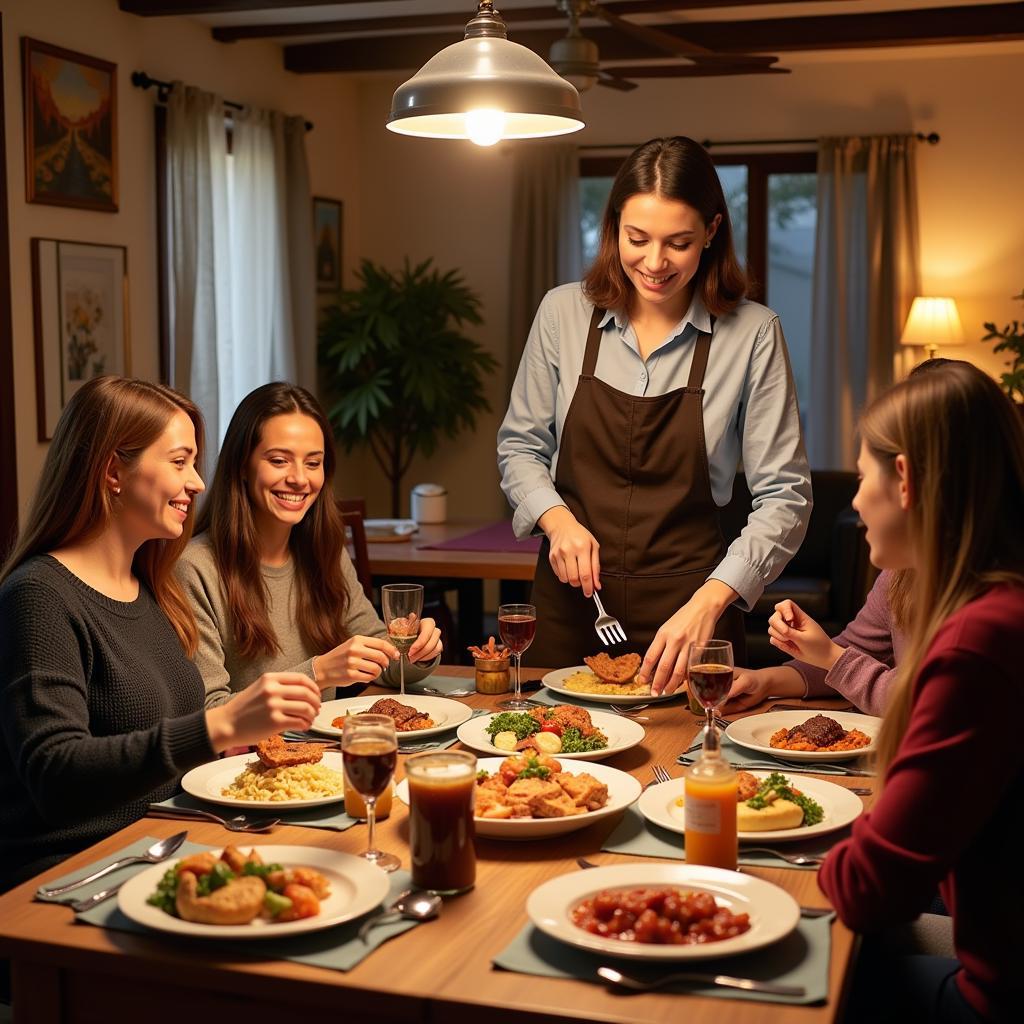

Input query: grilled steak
[786,714,846,747]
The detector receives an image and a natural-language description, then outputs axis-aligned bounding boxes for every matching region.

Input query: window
[579,152,817,412]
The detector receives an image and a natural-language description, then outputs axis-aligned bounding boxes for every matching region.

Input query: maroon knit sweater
[818,584,1024,1022]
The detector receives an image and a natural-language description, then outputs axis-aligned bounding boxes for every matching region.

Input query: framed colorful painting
[22,38,118,211]
[314,197,342,292]
[32,239,130,441]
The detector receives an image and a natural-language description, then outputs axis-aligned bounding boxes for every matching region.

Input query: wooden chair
[337,498,373,600]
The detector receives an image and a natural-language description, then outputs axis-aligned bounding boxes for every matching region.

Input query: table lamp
[900,296,966,360]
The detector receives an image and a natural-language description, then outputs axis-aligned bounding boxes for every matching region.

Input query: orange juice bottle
[683,750,737,870]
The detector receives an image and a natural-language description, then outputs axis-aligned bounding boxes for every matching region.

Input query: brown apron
[527,309,746,668]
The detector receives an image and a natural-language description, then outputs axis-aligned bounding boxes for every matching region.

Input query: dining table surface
[0,666,872,1024]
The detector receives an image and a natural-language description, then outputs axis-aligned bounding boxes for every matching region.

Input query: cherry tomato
[540,723,563,737]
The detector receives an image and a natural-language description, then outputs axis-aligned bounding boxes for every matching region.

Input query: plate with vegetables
[638,770,863,843]
[118,844,389,939]
[456,705,644,763]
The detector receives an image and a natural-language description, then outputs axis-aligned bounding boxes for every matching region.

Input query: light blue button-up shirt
[497,283,812,612]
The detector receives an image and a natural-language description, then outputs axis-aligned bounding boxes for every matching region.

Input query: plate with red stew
[526,863,799,960]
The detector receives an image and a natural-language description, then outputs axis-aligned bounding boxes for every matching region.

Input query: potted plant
[981,288,1024,404]
[318,258,498,516]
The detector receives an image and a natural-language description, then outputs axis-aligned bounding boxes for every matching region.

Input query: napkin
[493,914,832,1005]
[602,805,840,870]
[154,792,358,832]
[405,675,476,696]
[37,837,424,970]
[677,737,875,777]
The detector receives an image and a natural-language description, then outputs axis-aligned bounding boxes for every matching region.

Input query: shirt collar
[599,293,712,338]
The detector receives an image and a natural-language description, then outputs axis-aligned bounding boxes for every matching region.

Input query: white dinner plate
[311,694,473,741]
[527,863,799,961]
[456,709,644,763]
[395,757,641,840]
[180,752,346,810]
[541,666,675,705]
[725,710,881,763]
[118,845,390,940]
[637,771,863,844]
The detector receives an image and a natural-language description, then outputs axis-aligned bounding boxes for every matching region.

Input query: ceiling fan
[547,0,790,93]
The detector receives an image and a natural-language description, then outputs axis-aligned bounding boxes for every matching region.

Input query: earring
[704,240,712,249]
[111,487,121,496]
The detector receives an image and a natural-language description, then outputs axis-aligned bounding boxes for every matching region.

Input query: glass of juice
[342,714,400,872]
[687,639,734,754]
[381,583,424,697]
[497,603,537,710]
[406,750,477,895]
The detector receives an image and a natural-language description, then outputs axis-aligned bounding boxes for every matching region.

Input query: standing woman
[0,377,319,891]
[818,363,1024,1022]
[498,137,811,692]
[176,382,442,709]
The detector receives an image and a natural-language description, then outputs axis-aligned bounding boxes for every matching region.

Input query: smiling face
[852,442,915,571]
[116,409,204,544]
[618,192,720,319]
[245,412,325,536]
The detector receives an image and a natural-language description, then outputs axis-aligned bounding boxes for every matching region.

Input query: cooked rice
[222,761,345,801]
[561,670,649,696]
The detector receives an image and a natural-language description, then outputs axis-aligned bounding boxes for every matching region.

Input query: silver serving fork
[592,592,626,645]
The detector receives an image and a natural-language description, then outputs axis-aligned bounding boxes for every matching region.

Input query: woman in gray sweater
[176,383,441,708]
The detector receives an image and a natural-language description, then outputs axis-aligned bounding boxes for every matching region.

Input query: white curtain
[808,135,920,468]
[166,85,315,455]
[507,142,583,388]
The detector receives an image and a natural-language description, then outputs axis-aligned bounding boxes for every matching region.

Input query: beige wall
[4,0,360,521]
[347,44,1024,517]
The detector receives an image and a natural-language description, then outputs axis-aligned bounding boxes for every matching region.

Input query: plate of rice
[541,666,676,705]
[181,752,346,809]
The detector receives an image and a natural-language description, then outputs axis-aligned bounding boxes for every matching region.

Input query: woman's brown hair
[582,136,747,317]
[862,361,1024,771]
[195,382,349,660]
[0,376,204,653]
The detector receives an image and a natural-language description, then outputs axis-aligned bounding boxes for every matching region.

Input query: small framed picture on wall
[32,239,130,441]
[22,38,118,212]
[314,197,343,293]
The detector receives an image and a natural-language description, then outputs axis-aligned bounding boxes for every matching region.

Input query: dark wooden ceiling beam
[120,0,388,15]
[283,3,1024,73]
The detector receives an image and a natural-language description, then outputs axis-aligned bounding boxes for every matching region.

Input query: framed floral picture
[31,239,130,441]
[314,197,342,292]
[22,38,118,211]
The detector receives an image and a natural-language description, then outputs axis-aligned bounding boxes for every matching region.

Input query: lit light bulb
[465,108,505,147]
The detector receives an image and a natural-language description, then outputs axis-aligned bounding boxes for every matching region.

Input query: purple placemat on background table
[418,521,541,555]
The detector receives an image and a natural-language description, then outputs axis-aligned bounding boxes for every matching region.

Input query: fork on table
[147,805,280,833]
[592,593,626,646]
[651,764,672,785]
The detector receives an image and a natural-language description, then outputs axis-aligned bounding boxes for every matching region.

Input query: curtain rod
[131,71,314,132]
[580,132,939,151]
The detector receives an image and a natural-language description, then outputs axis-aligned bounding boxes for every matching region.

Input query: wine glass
[687,640,734,755]
[498,603,537,710]
[342,714,400,872]
[381,583,423,697]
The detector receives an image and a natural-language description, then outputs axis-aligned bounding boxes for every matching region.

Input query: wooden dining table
[0,667,869,1023]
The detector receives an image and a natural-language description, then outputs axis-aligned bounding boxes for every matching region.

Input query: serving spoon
[357,889,442,943]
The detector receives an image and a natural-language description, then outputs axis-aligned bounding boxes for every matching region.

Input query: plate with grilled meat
[311,694,473,741]
[725,711,881,763]
[541,659,676,705]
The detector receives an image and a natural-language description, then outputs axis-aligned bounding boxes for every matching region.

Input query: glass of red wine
[687,640,734,755]
[497,603,537,710]
[342,714,400,871]
[381,583,423,697]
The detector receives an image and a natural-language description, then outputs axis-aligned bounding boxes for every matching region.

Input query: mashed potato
[222,761,345,801]
[562,670,649,696]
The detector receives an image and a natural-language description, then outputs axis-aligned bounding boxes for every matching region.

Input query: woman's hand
[538,506,601,597]
[408,616,442,664]
[768,600,844,670]
[721,665,806,713]
[206,672,320,751]
[313,635,400,689]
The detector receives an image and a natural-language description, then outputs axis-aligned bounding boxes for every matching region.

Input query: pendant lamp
[387,1,585,147]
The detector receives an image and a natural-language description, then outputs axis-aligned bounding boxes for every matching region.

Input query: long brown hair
[195,382,349,660]
[582,136,747,317]
[0,376,204,653]
[862,361,1024,770]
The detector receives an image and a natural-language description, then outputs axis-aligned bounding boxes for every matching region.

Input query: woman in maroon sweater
[805,362,1024,1022]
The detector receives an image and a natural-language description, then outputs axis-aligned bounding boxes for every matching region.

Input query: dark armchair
[719,471,875,668]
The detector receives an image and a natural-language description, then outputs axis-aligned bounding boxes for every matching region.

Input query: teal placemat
[532,689,683,712]
[493,914,834,1005]
[154,793,358,831]
[406,675,475,696]
[602,805,843,871]
[36,837,424,970]
[678,737,875,777]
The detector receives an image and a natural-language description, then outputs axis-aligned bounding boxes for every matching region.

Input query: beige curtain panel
[809,135,921,469]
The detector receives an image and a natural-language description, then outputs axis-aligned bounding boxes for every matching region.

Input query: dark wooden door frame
[0,13,20,554]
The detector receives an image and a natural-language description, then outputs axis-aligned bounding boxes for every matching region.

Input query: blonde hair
[861,362,1024,770]
[0,376,205,654]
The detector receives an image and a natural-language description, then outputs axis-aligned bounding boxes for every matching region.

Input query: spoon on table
[357,889,442,943]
